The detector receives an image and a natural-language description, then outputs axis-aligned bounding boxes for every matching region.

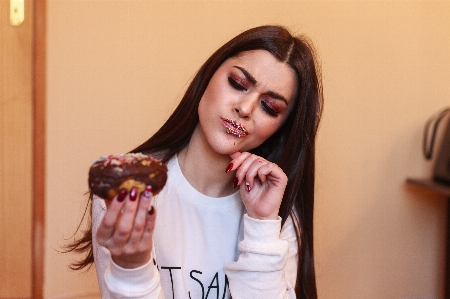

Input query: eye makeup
[229,65,289,117]
[228,76,248,91]
[261,99,280,116]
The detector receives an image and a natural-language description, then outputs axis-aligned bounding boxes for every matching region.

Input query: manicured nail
[225,163,234,173]
[117,189,127,202]
[130,187,137,201]
[148,206,154,215]
[233,177,239,189]
[143,185,153,200]
[245,182,251,193]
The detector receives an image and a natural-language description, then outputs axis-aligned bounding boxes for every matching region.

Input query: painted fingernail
[130,187,137,201]
[233,177,239,189]
[245,182,251,193]
[148,206,154,215]
[225,163,234,173]
[143,185,153,200]
[117,189,127,202]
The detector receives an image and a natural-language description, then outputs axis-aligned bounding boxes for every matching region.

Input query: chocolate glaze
[88,153,168,200]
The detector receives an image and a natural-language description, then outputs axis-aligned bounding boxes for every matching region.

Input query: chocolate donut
[88,153,168,200]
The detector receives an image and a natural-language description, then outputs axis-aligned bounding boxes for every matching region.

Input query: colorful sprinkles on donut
[93,153,160,167]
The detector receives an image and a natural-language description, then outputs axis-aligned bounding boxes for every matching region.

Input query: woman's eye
[261,101,279,116]
[228,76,247,91]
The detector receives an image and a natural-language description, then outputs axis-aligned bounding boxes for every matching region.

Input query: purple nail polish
[225,163,234,173]
[117,189,127,202]
[245,182,251,193]
[143,185,153,199]
[130,187,137,201]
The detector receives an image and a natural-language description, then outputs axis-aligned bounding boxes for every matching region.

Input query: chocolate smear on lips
[222,118,248,138]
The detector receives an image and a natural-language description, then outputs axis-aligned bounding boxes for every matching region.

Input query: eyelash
[261,101,278,116]
[228,76,279,117]
[228,76,247,91]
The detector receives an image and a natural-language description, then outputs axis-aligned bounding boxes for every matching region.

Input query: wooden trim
[33,0,46,298]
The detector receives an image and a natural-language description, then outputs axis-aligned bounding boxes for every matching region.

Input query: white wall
[46,1,450,298]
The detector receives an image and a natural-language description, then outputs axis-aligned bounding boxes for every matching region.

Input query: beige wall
[45,1,450,298]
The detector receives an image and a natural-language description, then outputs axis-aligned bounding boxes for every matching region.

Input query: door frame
[33,1,46,298]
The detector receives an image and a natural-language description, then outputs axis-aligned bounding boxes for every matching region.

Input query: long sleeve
[223,214,298,299]
[92,196,165,299]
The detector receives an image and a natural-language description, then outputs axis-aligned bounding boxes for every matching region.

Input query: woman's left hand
[228,152,287,220]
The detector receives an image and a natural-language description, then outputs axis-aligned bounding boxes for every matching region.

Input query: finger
[225,152,246,173]
[244,159,270,190]
[235,155,265,185]
[126,186,153,246]
[255,161,274,184]
[140,206,157,248]
[256,162,288,189]
[231,152,254,180]
[230,152,251,169]
[113,187,140,245]
[96,189,128,244]
[229,151,242,160]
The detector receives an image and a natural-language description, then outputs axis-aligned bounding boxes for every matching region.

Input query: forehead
[223,50,298,103]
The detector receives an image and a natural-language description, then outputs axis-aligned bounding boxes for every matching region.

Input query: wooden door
[0,0,44,298]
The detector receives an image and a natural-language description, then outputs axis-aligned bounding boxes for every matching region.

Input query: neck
[178,125,236,197]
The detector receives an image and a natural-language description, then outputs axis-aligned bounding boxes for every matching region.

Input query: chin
[207,137,241,155]
[211,138,259,156]
[203,128,258,155]
[212,144,239,156]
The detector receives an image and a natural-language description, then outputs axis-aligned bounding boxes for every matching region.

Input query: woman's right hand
[96,186,156,269]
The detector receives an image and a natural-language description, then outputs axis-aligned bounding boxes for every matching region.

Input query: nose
[234,94,257,119]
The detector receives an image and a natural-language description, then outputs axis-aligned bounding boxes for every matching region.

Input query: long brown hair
[66,25,323,299]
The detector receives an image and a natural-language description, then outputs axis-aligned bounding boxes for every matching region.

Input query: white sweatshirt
[92,156,298,299]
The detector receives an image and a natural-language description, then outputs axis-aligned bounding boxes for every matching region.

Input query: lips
[221,118,248,138]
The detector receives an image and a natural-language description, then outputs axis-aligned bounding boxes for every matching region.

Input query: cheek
[200,75,225,105]
[252,118,285,143]
[258,127,279,142]
[198,83,230,120]
[198,92,218,119]
[198,91,212,120]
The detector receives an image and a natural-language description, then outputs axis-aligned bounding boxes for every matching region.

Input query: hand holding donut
[96,186,156,269]
[227,152,287,220]
[88,153,168,269]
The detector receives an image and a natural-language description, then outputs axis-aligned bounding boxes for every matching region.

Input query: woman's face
[197,50,297,155]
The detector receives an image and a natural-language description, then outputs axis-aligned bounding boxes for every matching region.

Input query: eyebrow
[233,65,289,106]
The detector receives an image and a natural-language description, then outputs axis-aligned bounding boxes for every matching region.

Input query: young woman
[68,25,323,299]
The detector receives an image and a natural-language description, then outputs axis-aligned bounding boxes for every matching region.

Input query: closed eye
[228,76,247,91]
[261,101,279,116]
